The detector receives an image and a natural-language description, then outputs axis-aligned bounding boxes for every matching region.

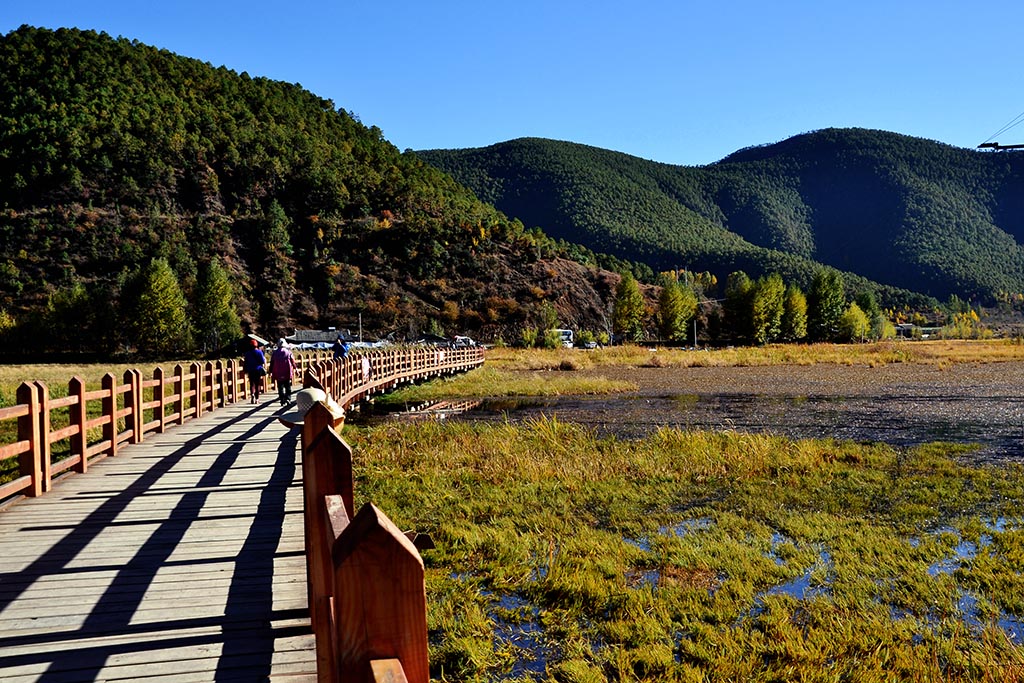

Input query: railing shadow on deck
[0,407,309,682]
[0,345,484,682]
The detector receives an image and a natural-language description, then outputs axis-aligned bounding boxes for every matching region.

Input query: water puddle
[490,593,547,678]
[624,517,714,553]
[660,517,714,537]
[767,531,790,566]
[915,520,1024,641]
[742,545,834,621]
[761,549,833,601]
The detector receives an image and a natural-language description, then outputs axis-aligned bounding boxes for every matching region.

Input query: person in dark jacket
[331,336,349,361]
[242,339,266,404]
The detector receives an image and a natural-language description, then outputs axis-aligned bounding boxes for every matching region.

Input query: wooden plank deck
[0,399,315,682]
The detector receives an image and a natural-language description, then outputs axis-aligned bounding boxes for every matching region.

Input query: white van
[555,329,574,348]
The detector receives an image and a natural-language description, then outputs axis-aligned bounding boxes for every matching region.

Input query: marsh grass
[348,419,1024,681]
[0,362,160,406]
[378,340,1024,406]
[374,366,637,407]
[487,340,1024,372]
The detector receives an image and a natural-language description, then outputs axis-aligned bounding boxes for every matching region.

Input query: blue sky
[2,1,1022,166]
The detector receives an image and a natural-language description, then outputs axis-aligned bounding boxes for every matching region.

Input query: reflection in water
[390,398,483,421]
[354,391,1024,462]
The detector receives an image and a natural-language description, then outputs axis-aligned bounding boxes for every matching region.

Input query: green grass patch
[346,419,1024,681]
[377,366,636,406]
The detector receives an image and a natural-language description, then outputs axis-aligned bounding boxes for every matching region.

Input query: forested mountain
[0,26,619,355]
[4,26,1015,359]
[418,131,1024,306]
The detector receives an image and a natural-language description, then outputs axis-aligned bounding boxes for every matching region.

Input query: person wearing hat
[269,338,298,406]
[278,387,345,429]
[242,338,266,404]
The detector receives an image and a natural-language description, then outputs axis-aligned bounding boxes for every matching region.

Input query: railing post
[329,503,429,683]
[68,376,88,473]
[190,362,202,418]
[215,360,226,407]
[33,381,52,492]
[154,367,167,434]
[101,372,118,459]
[205,362,215,413]
[226,360,236,404]
[302,411,354,680]
[16,382,42,497]
[173,364,185,425]
[125,369,142,444]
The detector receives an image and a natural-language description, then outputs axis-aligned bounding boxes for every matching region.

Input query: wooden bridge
[0,346,484,682]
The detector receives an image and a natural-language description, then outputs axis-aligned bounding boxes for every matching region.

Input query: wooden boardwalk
[0,399,315,682]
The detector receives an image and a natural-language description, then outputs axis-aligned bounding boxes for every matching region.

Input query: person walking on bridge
[270,338,298,406]
[243,338,266,404]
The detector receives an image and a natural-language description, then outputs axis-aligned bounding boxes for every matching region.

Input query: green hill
[418,130,1024,305]
[0,26,618,354]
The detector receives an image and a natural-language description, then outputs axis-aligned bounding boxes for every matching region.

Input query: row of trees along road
[613,267,900,345]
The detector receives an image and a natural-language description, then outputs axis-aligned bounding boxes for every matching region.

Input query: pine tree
[123,258,194,357]
[724,271,754,344]
[45,281,93,353]
[657,276,697,343]
[781,283,808,341]
[193,258,242,354]
[750,273,785,345]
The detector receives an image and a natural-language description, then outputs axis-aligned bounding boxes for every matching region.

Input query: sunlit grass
[347,419,1024,681]
[378,366,637,406]
[0,360,204,484]
[376,339,1024,405]
[487,339,1024,372]
[4,339,1022,407]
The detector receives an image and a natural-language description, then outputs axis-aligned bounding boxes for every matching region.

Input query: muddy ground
[459,362,1024,464]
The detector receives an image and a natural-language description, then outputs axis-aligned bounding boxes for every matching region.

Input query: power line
[980,109,1024,149]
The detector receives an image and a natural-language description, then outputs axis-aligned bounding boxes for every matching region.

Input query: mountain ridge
[0,26,625,354]
[1,25,1015,358]
[418,129,1024,305]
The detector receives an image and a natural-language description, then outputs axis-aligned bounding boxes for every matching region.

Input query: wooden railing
[305,346,485,410]
[298,394,431,683]
[292,348,484,681]
[0,346,484,507]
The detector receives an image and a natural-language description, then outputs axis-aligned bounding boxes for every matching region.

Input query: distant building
[285,328,356,350]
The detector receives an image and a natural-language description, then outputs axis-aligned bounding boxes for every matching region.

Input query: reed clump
[348,419,1024,681]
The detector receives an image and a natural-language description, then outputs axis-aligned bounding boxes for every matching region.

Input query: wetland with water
[348,349,1024,679]
[359,361,1024,463]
